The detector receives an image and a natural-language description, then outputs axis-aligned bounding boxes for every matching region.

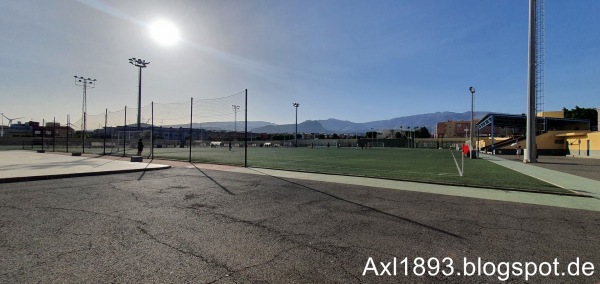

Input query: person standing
[516,145,522,159]
[137,138,144,156]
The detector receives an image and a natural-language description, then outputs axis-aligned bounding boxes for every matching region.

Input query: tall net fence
[10,90,248,166]
[187,91,247,165]
[2,89,479,185]
[147,100,191,160]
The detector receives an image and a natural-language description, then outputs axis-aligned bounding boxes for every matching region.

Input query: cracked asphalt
[0,167,599,283]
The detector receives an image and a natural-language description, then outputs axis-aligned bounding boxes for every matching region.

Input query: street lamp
[406,127,410,148]
[413,126,419,148]
[232,105,240,134]
[469,86,476,159]
[129,57,150,129]
[293,103,299,147]
[410,127,416,148]
[74,76,96,153]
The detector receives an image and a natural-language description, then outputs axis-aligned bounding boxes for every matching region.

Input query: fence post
[123,106,127,157]
[151,101,154,159]
[42,119,45,151]
[244,89,248,167]
[189,97,193,163]
[53,117,56,152]
[103,108,107,155]
[66,115,70,153]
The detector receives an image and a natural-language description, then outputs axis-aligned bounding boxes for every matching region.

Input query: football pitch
[4,145,567,193]
[148,146,566,194]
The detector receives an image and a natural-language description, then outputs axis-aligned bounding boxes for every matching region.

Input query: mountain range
[170,111,489,134]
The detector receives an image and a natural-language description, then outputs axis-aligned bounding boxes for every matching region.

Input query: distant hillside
[252,120,328,134]
[165,121,274,131]
[251,111,488,134]
[162,111,489,134]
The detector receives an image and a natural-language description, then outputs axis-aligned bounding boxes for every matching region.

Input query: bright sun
[149,20,180,46]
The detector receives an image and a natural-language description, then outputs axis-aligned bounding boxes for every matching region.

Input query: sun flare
[149,20,180,46]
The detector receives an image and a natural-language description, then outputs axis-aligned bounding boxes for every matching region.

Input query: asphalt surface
[499,155,600,182]
[1,167,599,283]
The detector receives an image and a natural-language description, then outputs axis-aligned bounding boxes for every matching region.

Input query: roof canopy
[477,113,590,131]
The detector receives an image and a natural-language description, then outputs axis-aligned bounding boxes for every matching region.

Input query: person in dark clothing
[137,138,144,156]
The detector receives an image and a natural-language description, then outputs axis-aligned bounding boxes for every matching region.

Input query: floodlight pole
[469,86,475,159]
[407,127,410,148]
[129,58,150,130]
[414,127,419,148]
[525,0,538,163]
[412,127,415,148]
[293,103,299,147]
[74,76,97,153]
[232,105,240,135]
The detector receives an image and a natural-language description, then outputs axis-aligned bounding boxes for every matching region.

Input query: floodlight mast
[129,58,150,130]
[525,0,538,163]
[232,105,240,134]
[469,86,475,159]
[74,76,97,153]
[293,103,299,147]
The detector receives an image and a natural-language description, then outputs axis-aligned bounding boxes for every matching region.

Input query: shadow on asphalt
[190,163,235,196]
[137,159,154,181]
[250,168,465,240]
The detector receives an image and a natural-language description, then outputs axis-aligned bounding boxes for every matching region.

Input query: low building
[476,112,594,156]
[436,120,509,139]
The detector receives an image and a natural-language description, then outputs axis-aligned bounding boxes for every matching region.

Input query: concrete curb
[0,165,171,184]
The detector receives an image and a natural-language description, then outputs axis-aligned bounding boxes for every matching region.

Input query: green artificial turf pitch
[8,145,566,193]
[152,146,566,194]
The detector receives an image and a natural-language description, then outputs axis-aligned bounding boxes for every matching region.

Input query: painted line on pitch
[450,150,463,177]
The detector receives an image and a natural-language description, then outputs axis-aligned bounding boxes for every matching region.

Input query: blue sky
[1,0,599,125]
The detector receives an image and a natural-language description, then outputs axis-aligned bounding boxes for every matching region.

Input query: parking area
[1,167,599,283]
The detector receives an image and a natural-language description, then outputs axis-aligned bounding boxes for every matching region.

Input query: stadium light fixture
[129,58,150,129]
[468,87,476,159]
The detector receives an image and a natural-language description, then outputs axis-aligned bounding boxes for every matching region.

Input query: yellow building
[538,111,564,118]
